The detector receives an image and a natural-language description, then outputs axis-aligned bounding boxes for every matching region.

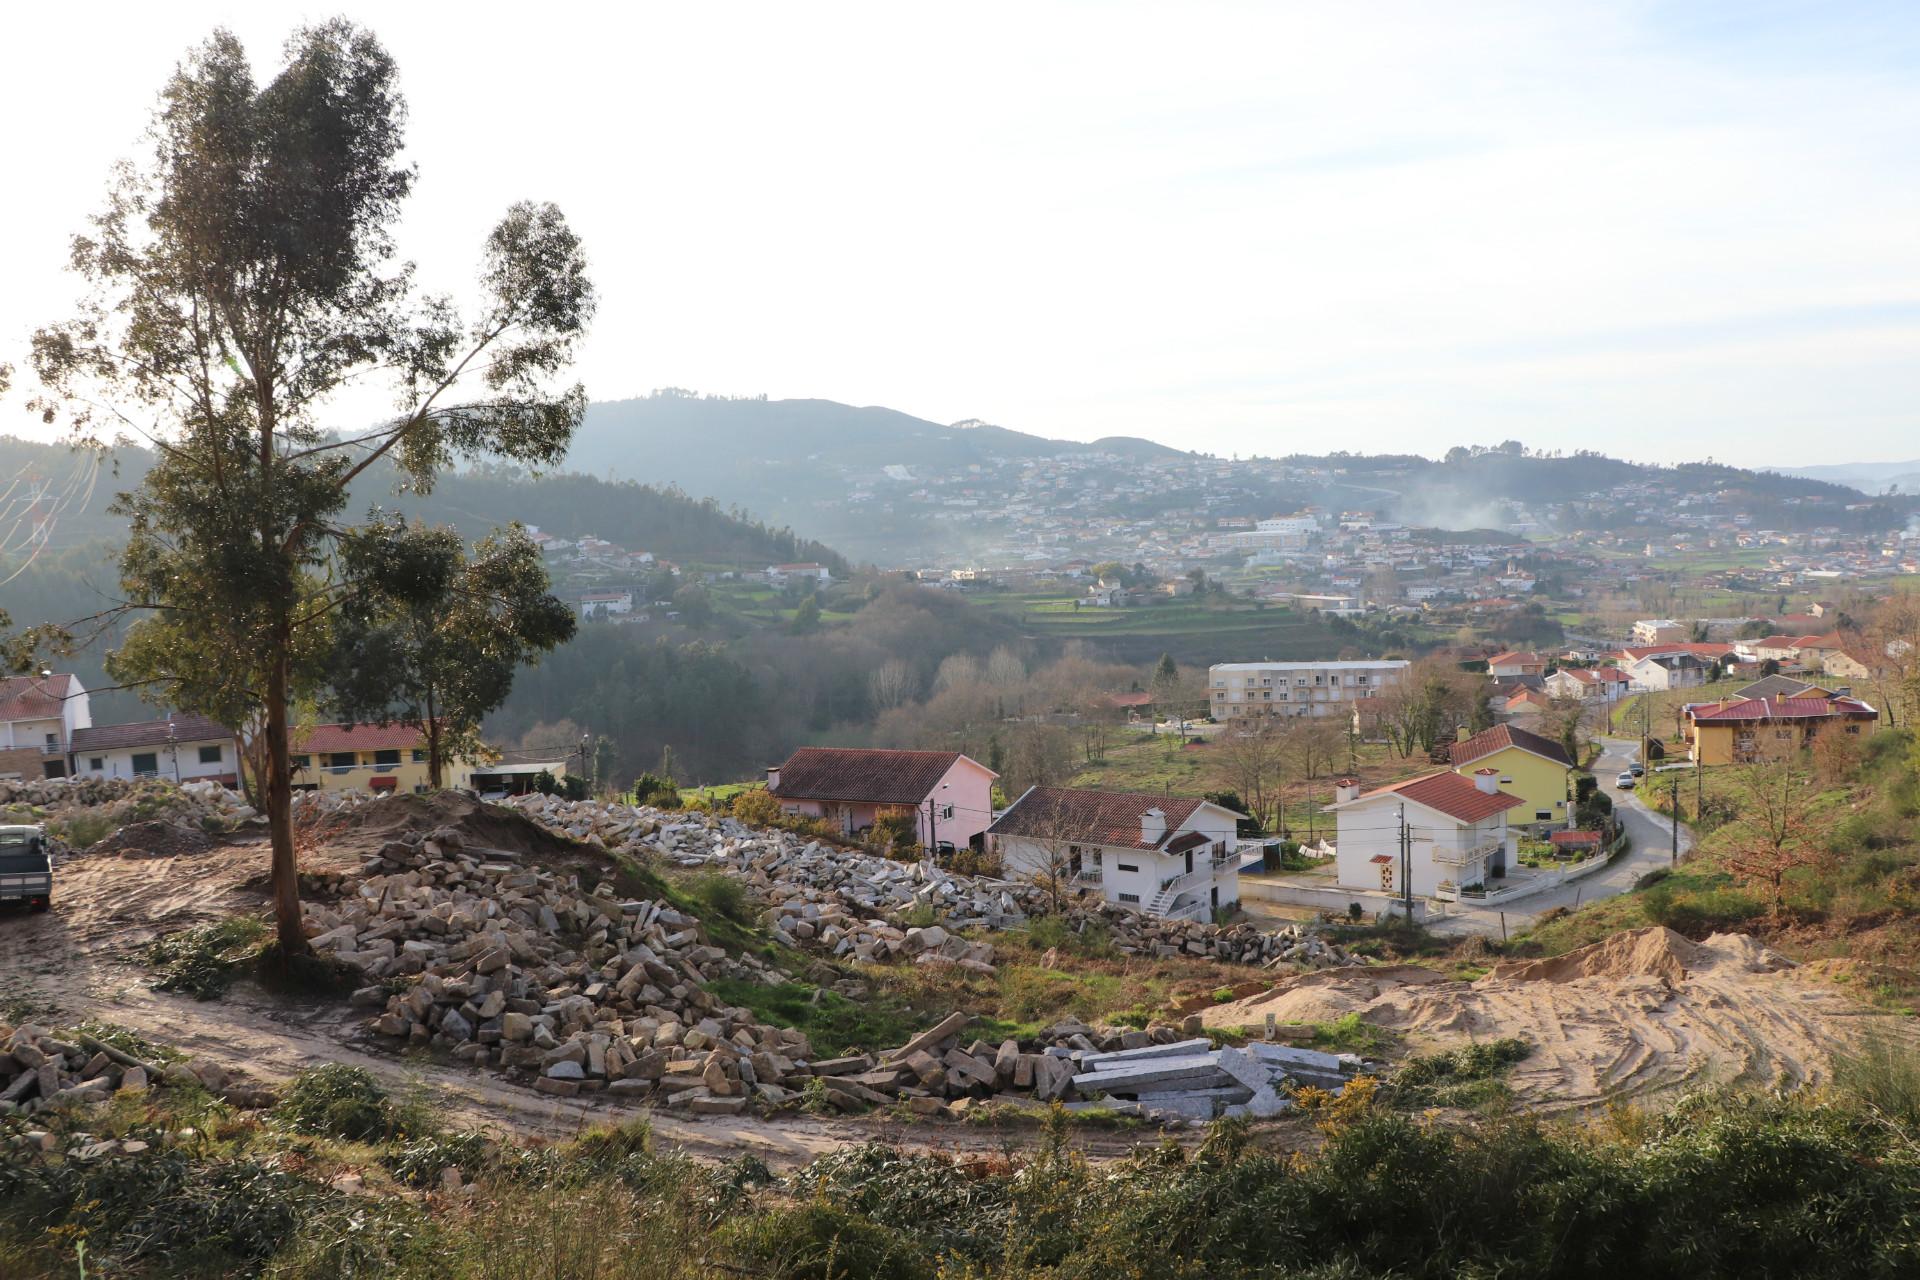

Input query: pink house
[766,748,997,852]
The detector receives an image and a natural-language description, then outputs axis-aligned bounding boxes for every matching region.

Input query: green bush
[275,1064,415,1143]
[692,871,749,923]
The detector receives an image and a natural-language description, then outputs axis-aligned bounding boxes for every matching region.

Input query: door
[1184,849,1194,875]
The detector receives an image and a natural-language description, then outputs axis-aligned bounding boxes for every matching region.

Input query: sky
[2,1,1917,467]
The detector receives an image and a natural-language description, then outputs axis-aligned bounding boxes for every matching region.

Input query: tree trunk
[425,687,443,790]
[264,657,307,956]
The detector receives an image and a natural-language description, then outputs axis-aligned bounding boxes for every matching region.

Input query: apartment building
[1208,659,1410,721]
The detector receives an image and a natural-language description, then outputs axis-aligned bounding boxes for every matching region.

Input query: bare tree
[985,645,1029,688]
[1214,720,1287,832]
[1725,753,1828,912]
[868,659,917,712]
[932,652,981,694]
[1286,720,1344,843]
[1543,695,1590,765]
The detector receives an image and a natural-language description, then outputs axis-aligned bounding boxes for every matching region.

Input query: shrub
[632,771,680,808]
[730,787,784,827]
[691,871,749,923]
[275,1064,411,1143]
[56,811,116,849]
[1390,1037,1532,1108]
[1633,867,1672,891]
[1832,1029,1920,1127]
[943,845,1003,878]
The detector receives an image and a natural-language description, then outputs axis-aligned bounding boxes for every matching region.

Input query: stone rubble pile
[303,823,819,1108]
[499,793,1363,972]
[0,1022,272,1118]
[0,776,259,826]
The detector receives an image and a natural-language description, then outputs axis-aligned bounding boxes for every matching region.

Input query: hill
[1773,458,1920,496]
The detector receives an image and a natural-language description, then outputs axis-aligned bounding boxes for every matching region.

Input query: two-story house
[988,787,1245,921]
[69,713,240,786]
[0,673,91,781]
[285,722,478,794]
[1330,769,1524,899]
[767,748,996,852]
[1683,695,1878,765]
[1449,724,1573,828]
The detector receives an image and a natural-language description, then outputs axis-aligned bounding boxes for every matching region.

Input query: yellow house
[1448,724,1574,828]
[1684,695,1878,765]
[285,722,479,794]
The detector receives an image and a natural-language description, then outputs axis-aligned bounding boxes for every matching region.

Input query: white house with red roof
[1329,769,1525,899]
[988,786,1246,921]
[767,562,832,587]
[767,747,995,852]
[0,673,91,780]
[1544,665,1630,705]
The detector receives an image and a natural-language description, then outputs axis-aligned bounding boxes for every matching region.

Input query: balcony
[1073,867,1104,886]
[1157,866,1209,896]
[1431,841,1502,867]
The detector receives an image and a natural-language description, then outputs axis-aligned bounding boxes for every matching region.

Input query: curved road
[1431,737,1691,938]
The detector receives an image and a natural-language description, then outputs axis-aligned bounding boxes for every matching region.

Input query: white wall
[74,737,235,782]
[1336,799,1510,897]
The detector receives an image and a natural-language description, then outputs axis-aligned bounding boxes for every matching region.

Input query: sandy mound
[1485,927,1708,985]
[1203,927,1906,1112]
[298,792,582,861]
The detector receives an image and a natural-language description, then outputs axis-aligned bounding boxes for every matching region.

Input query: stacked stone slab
[0,775,261,828]
[0,1022,269,1116]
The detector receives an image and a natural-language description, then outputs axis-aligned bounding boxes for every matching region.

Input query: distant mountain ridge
[568,393,1183,479]
[1772,459,1920,495]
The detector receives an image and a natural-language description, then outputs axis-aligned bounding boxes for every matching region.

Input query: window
[373,749,402,768]
[44,732,58,751]
[1118,893,1141,904]
[1500,776,1514,784]
[328,752,356,769]
[1116,862,1139,873]
[88,757,103,772]
[197,744,222,764]
[1535,810,1552,822]
[413,749,428,763]
[939,804,954,820]
[1357,674,1369,685]
[131,752,159,776]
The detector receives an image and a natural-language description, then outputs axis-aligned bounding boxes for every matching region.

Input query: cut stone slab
[1079,1038,1213,1069]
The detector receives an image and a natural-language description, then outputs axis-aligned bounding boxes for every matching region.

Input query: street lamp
[166,719,181,784]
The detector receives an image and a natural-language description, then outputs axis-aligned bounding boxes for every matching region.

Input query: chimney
[1140,806,1166,844]
[1474,767,1499,795]
[1333,777,1361,804]
[765,765,781,792]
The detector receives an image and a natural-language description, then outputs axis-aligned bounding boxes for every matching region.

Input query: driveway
[1428,737,1691,939]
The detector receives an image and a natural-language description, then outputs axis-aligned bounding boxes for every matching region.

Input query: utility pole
[1670,778,1680,864]
[1398,801,1412,928]
[1640,694,1650,771]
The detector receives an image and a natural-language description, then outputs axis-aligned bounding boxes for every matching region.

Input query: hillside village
[4,11,1920,1278]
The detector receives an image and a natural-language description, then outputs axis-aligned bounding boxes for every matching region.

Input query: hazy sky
[4,1,1917,466]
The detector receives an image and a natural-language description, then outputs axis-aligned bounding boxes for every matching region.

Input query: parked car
[1615,772,1637,790]
[1629,763,1645,777]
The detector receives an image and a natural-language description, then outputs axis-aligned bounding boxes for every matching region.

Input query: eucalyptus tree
[29,22,594,954]
[326,518,578,790]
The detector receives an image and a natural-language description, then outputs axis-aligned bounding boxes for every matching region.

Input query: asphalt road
[1430,737,1692,938]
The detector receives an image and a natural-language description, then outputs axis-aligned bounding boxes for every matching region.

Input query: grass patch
[1389,1037,1532,1109]
[704,977,922,1058]
[1304,1012,1399,1057]
[51,810,115,849]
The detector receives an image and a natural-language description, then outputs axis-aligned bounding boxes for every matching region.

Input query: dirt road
[1204,926,1908,1112]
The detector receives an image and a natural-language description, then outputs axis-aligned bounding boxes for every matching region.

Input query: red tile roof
[988,787,1235,850]
[1488,651,1544,666]
[0,674,77,723]
[71,713,233,753]
[770,748,983,805]
[1340,769,1525,823]
[1550,830,1603,847]
[298,722,431,752]
[1558,666,1628,685]
[1617,643,1732,662]
[1450,723,1573,769]
[1688,696,1877,724]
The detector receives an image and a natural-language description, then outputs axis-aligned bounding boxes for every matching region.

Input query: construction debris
[0,1023,267,1117]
